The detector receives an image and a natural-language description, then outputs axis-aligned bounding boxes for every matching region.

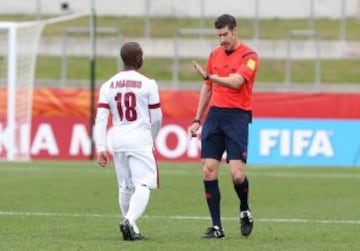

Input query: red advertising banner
[29,116,197,161]
[30,88,360,119]
[1,88,360,161]
[253,92,360,119]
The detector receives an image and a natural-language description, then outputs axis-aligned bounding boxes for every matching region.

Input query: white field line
[248,172,360,179]
[1,166,360,179]
[0,211,359,225]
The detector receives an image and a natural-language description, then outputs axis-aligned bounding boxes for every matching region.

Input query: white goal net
[0,13,88,161]
[0,21,45,161]
[0,12,89,161]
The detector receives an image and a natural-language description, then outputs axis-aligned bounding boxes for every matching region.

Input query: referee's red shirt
[205,43,258,111]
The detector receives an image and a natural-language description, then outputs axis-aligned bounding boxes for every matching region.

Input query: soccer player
[188,14,259,238]
[94,41,162,241]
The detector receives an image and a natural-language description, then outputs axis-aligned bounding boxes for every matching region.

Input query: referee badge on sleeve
[247,59,256,71]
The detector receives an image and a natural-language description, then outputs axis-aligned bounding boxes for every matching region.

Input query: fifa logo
[260,129,334,157]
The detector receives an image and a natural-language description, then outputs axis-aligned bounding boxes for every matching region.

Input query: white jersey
[95,69,162,152]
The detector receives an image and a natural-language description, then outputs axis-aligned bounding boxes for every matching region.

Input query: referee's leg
[230,160,254,237]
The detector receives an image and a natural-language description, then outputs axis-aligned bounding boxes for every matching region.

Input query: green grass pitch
[0,161,359,251]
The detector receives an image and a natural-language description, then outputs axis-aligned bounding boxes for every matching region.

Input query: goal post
[0,13,89,161]
[0,21,45,161]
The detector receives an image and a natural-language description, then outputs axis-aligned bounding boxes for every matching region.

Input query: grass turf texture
[0,161,359,251]
[36,56,360,85]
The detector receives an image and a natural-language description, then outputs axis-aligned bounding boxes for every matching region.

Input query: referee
[189,13,259,239]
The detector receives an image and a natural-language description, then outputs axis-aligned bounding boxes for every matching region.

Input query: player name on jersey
[110,79,142,89]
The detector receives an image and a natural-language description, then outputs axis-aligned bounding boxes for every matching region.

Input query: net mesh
[0,13,90,161]
[0,22,44,160]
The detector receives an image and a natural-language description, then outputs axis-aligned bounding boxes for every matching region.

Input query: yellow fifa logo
[247,59,255,71]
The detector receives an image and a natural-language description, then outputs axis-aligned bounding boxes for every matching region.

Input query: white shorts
[113,150,159,190]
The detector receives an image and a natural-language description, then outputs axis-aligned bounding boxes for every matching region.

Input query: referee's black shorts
[201,106,252,163]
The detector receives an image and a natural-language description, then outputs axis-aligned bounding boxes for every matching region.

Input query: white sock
[119,187,132,218]
[131,223,140,234]
[125,186,150,233]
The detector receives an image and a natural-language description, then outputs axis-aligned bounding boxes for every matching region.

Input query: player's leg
[119,187,132,218]
[200,107,226,238]
[122,185,149,240]
[113,152,140,240]
[123,150,158,240]
[126,184,150,230]
[113,152,133,217]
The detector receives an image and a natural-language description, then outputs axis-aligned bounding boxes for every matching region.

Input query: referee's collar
[224,42,241,55]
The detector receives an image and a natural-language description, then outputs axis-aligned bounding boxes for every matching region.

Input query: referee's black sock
[233,176,249,211]
[204,179,222,228]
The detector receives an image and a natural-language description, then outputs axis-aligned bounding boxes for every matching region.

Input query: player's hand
[97,151,110,167]
[192,60,209,80]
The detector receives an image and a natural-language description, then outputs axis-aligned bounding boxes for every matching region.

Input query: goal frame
[1,22,22,161]
[0,13,89,161]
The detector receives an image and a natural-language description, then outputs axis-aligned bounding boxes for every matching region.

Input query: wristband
[193,119,201,124]
[204,74,209,80]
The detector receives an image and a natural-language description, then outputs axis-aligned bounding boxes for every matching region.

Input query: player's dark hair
[214,14,237,30]
[120,41,143,69]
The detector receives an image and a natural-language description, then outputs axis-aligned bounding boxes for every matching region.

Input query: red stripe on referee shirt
[148,103,160,109]
[97,103,110,109]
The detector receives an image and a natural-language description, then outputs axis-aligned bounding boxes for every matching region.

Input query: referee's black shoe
[240,210,254,237]
[202,225,225,239]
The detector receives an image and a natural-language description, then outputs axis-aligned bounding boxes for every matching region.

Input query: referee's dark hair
[214,14,237,30]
